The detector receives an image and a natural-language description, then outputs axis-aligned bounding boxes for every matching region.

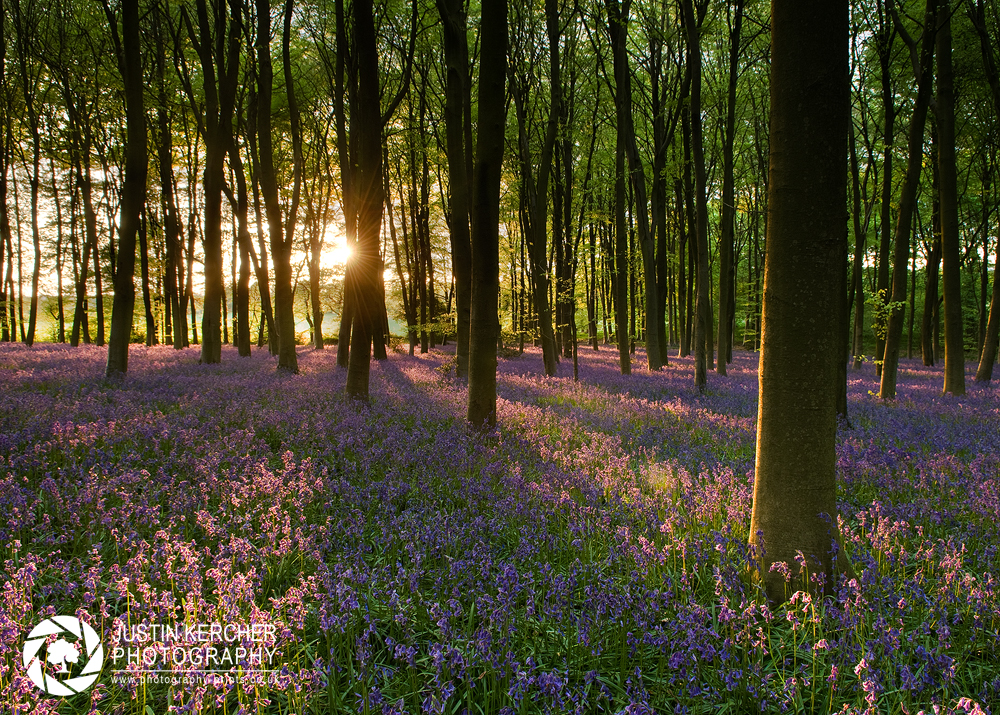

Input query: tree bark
[717,0,744,375]
[873,2,895,379]
[849,114,867,369]
[106,0,148,376]
[436,0,473,380]
[345,0,384,399]
[333,0,356,368]
[936,0,965,396]
[606,0,660,371]
[189,0,241,364]
[977,228,1000,381]
[256,0,299,372]
[878,0,937,399]
[971,0,1000,381]
[467,0,506,428]
[680,0,709,390]
[749,0,852,604]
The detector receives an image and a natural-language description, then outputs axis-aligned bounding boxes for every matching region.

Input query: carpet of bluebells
[0,341,997,715]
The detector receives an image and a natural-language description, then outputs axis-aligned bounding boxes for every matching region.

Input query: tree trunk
[191,0,241,364]
[922,126,941,366]
[140,212,156,345]
[106,0,147,376]
[256,0,299,373]
[437,0,473,379]
[467,0,506,428]
[0,0,8,343]
[977,228,1000,381]
[681,0,709,390]
[971,0,1000,381]
[613,132,630,375]
[749,0,852,604]
[874,1,895,379]
[879,0,937,399]
[717,0,744,375]
[849,114,867,369]
[607,0,660,371]
[936,0,965,396]
[51,165,65,342]
[345,0,384,399]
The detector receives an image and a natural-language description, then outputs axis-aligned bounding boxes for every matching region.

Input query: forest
[0,0,998,712]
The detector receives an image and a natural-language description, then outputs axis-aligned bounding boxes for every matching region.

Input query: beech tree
[104,0,147,376]
[878,0,937,400]
[467,0,507,428]
[749,0,853,603]
[937,0,965,396]
[971,0,1000,383]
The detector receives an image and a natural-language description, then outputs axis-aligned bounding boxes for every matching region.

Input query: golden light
[321,227,352,271]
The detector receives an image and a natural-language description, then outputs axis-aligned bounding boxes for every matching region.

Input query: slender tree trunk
[749,0,852,604]
[467,0,506,428]
[879,0,937,399]
[345,0,383,399]
[907,224,916,358]
[255,0,298,371]
[437,0,473,379]
[106,0,148,376]
[922,128,941,366]
[607,0,660,371]
[681,0,709,390]
[717,0,743,375]
[226,137,254,357]
[613,133,630,375]
[937,0,965,396]
[333,0,356,368]
[849,117,867,369]
[140,211,156,345]
[976,228,1000,381]
[971,0,1000,381]
[0,0,8,343]
[874,3,894,378]
[50,160,66,342]
[191,0,240,363]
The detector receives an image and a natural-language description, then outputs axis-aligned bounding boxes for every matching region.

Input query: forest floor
[0,341,996,714]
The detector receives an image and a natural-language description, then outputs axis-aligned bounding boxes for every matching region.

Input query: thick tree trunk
[467,0,506,428]
[936,1,965,396]
[749,0,852,604]
[879,0,937,399]
[106,0,147,376]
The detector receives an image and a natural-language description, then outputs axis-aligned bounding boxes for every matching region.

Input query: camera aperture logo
[22,615,104,697]
[23,613,282,696]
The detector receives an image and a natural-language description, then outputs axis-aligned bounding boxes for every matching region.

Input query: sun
[321,229,352,271]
